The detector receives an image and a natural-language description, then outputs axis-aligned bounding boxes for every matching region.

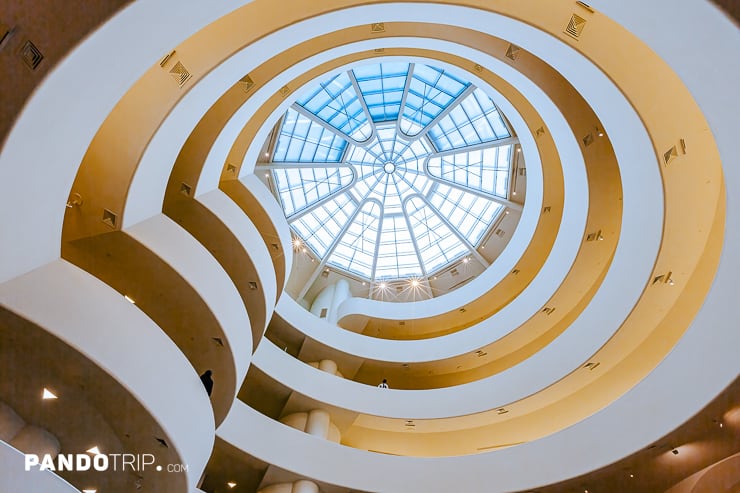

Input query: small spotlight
[264,151,269,157]
[293,238,302,247]
[86,446,102,455]
[227,482,237,489]
[598,131,604,137]
[462,258,469,264]
[672,448,679,455]
[301,248,307,253]
[379,282,387,289]
[516,148,521,153]
[42,388,57,400]
[411,279,419,287]
[512,191,517,195]
[265,173,270,178]
[630,474,634,478]
[505,210,510,214]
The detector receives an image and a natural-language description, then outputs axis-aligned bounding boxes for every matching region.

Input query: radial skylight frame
[261,61,519,292]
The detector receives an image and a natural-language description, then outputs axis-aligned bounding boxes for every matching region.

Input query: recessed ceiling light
[411,279,419,287]
[82,489,97,493]
[462,258,469,264]
[42,388,57,400]
[86,446,102,455]
[227,482,237,488]
[379,282,387,289]
[124,295,135,304]
[630,473,634,478]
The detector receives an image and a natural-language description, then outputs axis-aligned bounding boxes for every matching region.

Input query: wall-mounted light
[42,388,57,400]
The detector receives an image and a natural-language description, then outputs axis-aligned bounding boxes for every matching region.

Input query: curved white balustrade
[0,442,80,493]
[239,174,295,293]
[0,260,215,489]
[126,214,252,392]
[0,1,249,284]
[197,188,277,344]
[0,0,736,492]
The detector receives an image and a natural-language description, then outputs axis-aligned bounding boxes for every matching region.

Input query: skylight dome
[262,61,518,290]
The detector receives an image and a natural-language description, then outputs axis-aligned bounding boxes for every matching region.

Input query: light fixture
[82,489,97,493]
[227,482,237,489]
[411,279,419,287]
[462,258,469,264]
[264,173,269,178]
[86,446,102,455]
[512,191,517,195]
[42,388,57,400]
[379,282,387,289]
[124,294,135,304]
[505,210,510,214]
[301,247,307,253]
[293,238,302,247]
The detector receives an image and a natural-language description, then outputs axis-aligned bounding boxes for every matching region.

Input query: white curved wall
[0,442,79,493]
[126,214,252,391]
[0,260,214,489]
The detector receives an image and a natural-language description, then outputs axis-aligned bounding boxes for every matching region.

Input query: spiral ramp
[0,2,738,492]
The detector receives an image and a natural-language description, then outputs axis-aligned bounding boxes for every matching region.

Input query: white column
[305,409,331,438]
[317,359,338,375]
[292,479,319,493]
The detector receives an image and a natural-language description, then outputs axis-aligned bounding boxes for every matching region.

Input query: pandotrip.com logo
[25,453,188,473]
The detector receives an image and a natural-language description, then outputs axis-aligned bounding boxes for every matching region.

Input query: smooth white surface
[0,1,250,283]
[126,214,252,391]
[198,188,277,347]
[241,174,295,294]
[0,442,79,493]
[0,0,735,491]
[0,260,214,489]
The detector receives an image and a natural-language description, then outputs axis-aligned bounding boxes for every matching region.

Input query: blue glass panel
[427,88,511,151]
[354,62,410,123]
[273,108,347,162]
[399,64,469,136]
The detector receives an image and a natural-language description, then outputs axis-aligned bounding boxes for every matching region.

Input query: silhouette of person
[200,370,214,396]
[378,378,389,389]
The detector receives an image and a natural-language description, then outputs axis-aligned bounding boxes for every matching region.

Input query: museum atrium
[0,1,738,492]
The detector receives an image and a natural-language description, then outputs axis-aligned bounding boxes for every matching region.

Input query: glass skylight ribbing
[291,194,356,257]
[296,72,373,142]
[399,65,469,136]
[273,108,347,162]
[272,166,354,217]
[328,201,382,278]
[427,88,510,151]
[427,145,511,198]
[353,62,409,122]
[263,61,516,288]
